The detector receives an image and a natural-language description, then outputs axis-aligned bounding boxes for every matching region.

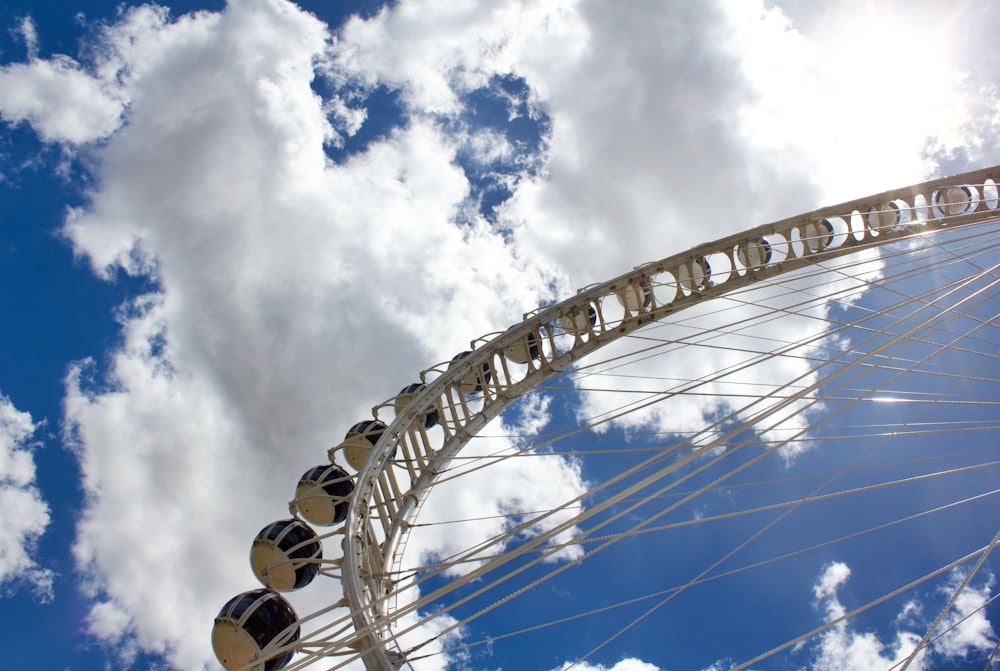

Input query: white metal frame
[335,167,1000,670]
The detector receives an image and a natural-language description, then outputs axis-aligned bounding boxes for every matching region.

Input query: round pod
[803,219,835,253]
[212,589,300,671]
[737,238,772,270]
[504,331,541,364]
[251,519,321,591]
[678,257,712,293]
[293,465,354,526]
[616,281,652,313]
[933,185,978,218]
[394,383,439,428]
[558,304,597,335]
[451,351,493,395]
[867,202,904,234]
[338,420,390,470]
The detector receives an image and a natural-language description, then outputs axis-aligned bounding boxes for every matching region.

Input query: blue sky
[0,1,998,670]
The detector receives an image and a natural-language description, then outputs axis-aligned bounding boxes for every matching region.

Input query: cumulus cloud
[813,561,851,609]
[502,0,998,284]
[39,1,573,667]
[550,658,662,671]
[0,393,53,601]
[0,54,125,143]
[332,0,588,117]
[932,571,998,659]
[0,7,170,144]
[810,562,997,671]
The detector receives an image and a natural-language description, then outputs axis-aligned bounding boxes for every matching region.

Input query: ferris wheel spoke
[374,291,997,659]
[403,256,1000,665]
[392,255,998,665]
[400,471,1000,667]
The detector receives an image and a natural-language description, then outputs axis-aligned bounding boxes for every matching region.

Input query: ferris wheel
[212,167,1000,671]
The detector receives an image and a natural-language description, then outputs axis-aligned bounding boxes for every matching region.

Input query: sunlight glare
[730,1,973,206]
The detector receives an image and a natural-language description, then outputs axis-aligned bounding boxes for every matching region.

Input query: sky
[0,1,999,670]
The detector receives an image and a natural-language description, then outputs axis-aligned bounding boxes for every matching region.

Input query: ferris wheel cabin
[250,519,322,592]
[292,464,354,526]
[212,589,300,671]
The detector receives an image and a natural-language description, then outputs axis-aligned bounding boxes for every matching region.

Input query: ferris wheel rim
[334,166,1000,671]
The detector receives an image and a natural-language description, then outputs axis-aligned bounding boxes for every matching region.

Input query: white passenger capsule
[394,382,440,428]
[334,420,390,470]
[212,589,300,671]
[292,465,353,526]
[450,351,492,395]
[250,519,321,591]
[558,304,597,334]
[505,331,541,364]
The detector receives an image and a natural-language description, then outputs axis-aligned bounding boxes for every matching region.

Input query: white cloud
[811,561,927,671]
[550,658,662,671]
[37,1,574,668]
[933,571,997,659]
[500,0,1000,285]
[723,1,975,204]
[0,393,53,601]
[0,54,125,143]
[510,391,552,437]
[332,0,587,117]
[19,16,39,59]
[813,561,851,608]
[809,562,997,671]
